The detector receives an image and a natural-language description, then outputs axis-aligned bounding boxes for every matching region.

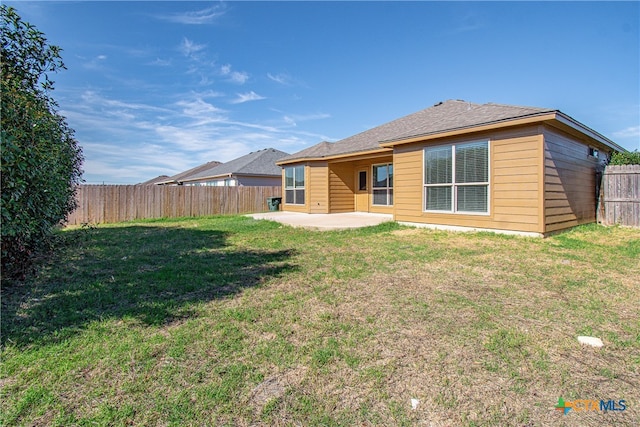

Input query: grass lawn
[1,216,639,426]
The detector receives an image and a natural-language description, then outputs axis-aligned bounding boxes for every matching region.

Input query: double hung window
[372,163,393,206]
[285,166,305,205]
[424,141,489,213]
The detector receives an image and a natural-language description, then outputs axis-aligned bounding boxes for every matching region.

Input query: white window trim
[285,165,305,205]
[372,162,393,206]
[423,140,490,215]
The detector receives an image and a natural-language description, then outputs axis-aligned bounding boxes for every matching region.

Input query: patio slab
[248,211,394,231]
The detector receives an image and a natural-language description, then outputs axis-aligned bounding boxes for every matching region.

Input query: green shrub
[1,6,83,279]
[609,150,640,166]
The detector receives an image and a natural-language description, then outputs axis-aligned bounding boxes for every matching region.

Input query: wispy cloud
[267,72,291,85]
[156,3,227,25]
[61,89,327,183]
[149,58,171,67]
[613,126,640,139]
[446,11,486,35]
[179,37,207,57]
[220,64,249,84]
[267,72,307,88]
[230,91,266,104]
[80,91,172,113]
[175,98,228,124]
[82,54,108,70]
[282,113,330,127]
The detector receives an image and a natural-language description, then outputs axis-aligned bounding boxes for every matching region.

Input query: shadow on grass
[1,224,297,349]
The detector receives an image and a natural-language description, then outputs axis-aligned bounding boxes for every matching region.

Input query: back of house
[277,100,624,236]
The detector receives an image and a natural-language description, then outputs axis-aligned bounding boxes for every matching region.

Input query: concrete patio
[247,211,394,231]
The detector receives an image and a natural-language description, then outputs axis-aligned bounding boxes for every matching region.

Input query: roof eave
[179,173,232,183]
[179,172,282,183]
[552,112,626,153]
[277,148,392,165]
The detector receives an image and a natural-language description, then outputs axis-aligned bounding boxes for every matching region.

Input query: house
[156,161,223,185]
[178,148,289,187]
[277,100,625,236]
[138,175,171,185]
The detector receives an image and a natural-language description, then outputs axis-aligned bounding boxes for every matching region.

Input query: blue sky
[8,1,639,184]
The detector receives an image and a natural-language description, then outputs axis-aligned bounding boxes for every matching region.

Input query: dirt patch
[249,365,308,410]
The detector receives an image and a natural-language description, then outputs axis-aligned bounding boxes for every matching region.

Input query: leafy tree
[609,150,640,166]
[1,5,83,279]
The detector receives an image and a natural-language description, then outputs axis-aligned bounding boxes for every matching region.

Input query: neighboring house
[156,161,223,185]
[179,148,289,187]
[277,100,625,236]
[138,175,171,185]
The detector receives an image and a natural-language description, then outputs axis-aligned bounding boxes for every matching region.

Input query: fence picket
[598,165,640,227]
[66,185,281,225]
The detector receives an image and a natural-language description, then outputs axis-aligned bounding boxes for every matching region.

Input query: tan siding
[308,162,329,213]
[328,162,354,213]
[543,126,604,232]
[394,148,423,220]
[393,126,543,233]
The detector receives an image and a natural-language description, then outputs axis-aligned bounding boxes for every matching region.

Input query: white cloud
[175,98,228,124]
[82,54,108,70]
[149,58,171,67]
[80,91,171,113]
[61,89,328,183]
[179,37,206,57]
[156,4,227,25]
[613,126,640,138]
[220,64,249,84]
[230,91,266,104]
[267,73,290,85]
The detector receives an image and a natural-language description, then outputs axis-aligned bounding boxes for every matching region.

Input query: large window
[424,141,489,213]
[285,166,305,205]
[372,163,393,206]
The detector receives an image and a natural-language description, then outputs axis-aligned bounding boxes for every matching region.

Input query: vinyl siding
[394,126,543,233]
[328,162,354,213]
[236,176,282,187]
[308,162,329,213]
[543,127,603,232]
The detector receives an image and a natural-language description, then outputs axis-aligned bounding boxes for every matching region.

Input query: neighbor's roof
[156,160,223,185]
[180,148,289,182]
[279,100,622,163]
[138,175,171,185]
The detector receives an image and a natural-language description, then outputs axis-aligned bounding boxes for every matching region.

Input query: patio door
[355,169,369,212]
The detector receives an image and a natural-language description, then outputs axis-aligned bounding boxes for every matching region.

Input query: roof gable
[158,160,223,184]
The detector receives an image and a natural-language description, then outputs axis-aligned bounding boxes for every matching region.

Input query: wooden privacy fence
[598,165,640,227]
[67,185,282,225]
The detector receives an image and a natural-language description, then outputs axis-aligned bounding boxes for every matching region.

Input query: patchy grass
[1,216,639,426]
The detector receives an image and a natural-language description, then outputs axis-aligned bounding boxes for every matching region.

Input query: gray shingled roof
[384,101,554,143]
[280,100,555,162]
[138,175,171,185]
[157,160,223,184]
[181,148,289,182]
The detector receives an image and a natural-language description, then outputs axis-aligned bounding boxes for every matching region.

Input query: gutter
[276,148,392,166]
[553,112,626,153]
